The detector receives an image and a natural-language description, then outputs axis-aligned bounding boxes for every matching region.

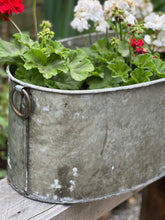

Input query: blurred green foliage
[0,68,8,179]
[43,0,78,39]
[152,0,165,12]
[0,169,7,179]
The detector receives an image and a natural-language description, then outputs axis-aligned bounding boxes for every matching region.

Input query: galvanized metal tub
[7,34,165,204]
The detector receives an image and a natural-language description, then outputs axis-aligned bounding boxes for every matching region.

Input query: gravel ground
[109,194,142,220]
[99,194,142,220]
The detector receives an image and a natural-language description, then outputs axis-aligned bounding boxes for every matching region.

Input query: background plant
[0,68,8,179]
[152,0,165,12]
[44,0,78,39]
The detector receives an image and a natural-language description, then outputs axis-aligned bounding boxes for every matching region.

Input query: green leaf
[91,70,104,78]
[13,33,40,49]
[90,38,111,55]
[118,41,129,57]
[68,49,94,81]
[94,52,118,64]
[50,72,83,90]
[133,54,155,70]
[107,61,131,82]
[24,49,68,79]
[153,59,165,78]
[40,54,68,79]
[106,19,117,32]
[111,56,125,63]
[87,66,121,89]
[130,68,153,83]
[24,49,47,69]
[133,54,165,78]
[69,58,94,81]
[15,66,46,86]
[0,38,25,62]
[0,57,24,66]
[48,40,70,58]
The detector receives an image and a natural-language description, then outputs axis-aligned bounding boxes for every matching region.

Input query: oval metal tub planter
[7,34,165,204]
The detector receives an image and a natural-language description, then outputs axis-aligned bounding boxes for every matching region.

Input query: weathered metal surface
[7,34,165,204]
[60,32,110,49]
[8,80,28,192]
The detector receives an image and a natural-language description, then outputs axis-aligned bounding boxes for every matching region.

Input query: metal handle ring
[10,87,32,119]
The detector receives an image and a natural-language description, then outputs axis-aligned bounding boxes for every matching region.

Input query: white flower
[73,0,104,22]
[142,3,153,17]
[125,11,136,25]
[153,31,165,47]
[104,0,135,25]
[71,0,104,32]
[153,40,162,47]
[161,15,165,31]
[104,0,136,25]
[144,13,165,31]
[70,17,89,32]
[144,35,151,45]
[104,0,133,11]
[95,19,109,33]
[144,12,157,23]
[89,1,104,22]
[133,0,153,20]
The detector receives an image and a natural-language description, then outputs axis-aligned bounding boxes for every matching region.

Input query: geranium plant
[0,0,165,90]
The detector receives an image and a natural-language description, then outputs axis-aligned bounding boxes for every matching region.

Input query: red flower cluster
[0,0,24,21]
[130,38,146,55]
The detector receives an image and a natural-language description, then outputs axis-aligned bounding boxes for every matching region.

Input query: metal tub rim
[6,66,165,95]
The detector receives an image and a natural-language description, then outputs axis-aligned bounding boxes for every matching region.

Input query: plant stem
[106,27,109,45]
[41,38,45,49]
[96,31,99,41]
[129,46,132,68]
[7,20,11,40]
[129,36,134,69]
[119,22,122,40]
[115,21,118,37]
[33,0,38,40]
[89,32,92,46]
[9,18,22,35]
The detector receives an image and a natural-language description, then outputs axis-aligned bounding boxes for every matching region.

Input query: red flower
[137,39,144,47]
[136,48,146,55]
[0,0,24,21]
[153,56,157,59]
[129,38,145,49]
[130,38,137,49]
[129,38,146,56]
